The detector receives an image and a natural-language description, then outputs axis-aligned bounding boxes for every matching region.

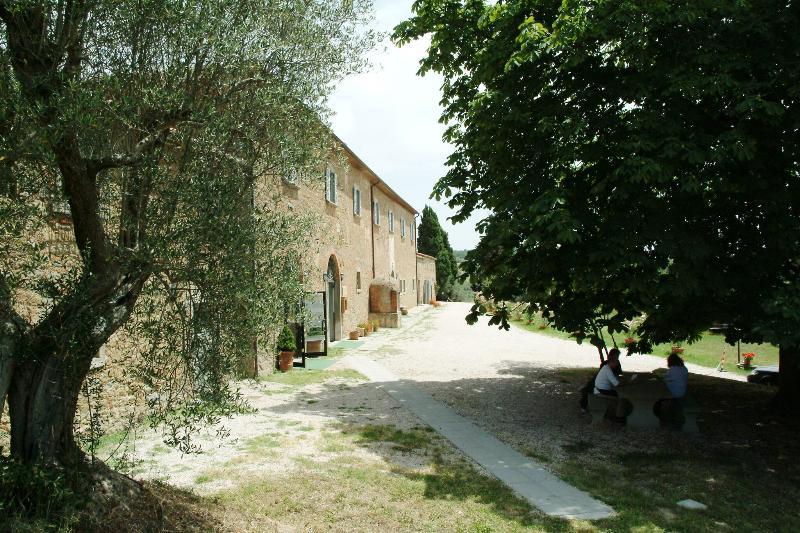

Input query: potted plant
[742,352,756,368]
[400,306,408,316]
[358,322,369,337]
[276,325,296,373]
[371,319,379,332]
[365,321,374,334]
[349,330,360,340]
[670,345,684,355]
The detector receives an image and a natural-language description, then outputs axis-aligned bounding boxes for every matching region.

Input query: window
[356,271,362,292]
[388,209,394,233]
[353,186,361,216]
[373,200,380,225]
[400,280,406,292]
[325,169,337,204]
[401,217,406,238]
[411,222,415,242]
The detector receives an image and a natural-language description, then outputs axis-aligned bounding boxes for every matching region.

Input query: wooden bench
[587,393,618,424]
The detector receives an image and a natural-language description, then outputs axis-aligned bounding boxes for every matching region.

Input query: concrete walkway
[346,355,616,520]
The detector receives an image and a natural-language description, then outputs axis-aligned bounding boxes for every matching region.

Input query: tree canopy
[0,0,376,465]
[417,205,459,300]
[395,0,800,409]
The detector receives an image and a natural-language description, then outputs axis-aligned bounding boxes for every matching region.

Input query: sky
[329,0,483,251]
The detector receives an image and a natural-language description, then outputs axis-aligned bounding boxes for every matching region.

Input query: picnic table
[617,373,672,428]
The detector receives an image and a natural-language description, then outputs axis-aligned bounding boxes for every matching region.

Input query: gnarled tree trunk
[3,273,147,465]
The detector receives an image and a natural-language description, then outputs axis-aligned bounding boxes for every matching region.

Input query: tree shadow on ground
[265,362,800,532]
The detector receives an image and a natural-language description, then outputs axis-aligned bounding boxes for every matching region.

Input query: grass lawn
[511,317,778,375]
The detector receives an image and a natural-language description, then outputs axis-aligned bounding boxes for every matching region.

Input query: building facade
[263,136,436,346]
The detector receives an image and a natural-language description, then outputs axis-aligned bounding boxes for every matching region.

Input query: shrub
[276,325,296,352]
[0,456,83,529]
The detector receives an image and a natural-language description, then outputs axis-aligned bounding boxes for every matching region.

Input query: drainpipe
[414,213,419,305]
[370,182,376,279]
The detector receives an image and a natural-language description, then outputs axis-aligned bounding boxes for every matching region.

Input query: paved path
[346,355,615,519]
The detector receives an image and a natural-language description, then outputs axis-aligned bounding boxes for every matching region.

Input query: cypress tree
[417,206,459,300]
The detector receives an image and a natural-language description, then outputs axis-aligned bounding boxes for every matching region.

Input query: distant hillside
[451,249,474,302]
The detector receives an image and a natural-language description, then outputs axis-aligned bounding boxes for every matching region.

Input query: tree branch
[87,111,190,174]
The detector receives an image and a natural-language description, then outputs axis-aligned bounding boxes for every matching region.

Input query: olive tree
[0,0,376,466]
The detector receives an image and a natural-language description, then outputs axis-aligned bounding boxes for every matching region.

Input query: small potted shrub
[371,319,380,332]
[400,306,408,316]
[358,322,369,337]
[349,330,360,340]
[276,325,296,372]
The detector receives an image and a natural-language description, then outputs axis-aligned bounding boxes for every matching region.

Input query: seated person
[594,349,622,396]
[655,353,689,423]
[664,353,688,398]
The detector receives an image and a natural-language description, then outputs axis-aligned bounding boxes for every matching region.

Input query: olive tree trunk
[2,274,147,465]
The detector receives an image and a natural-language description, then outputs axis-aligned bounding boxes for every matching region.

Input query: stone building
[269,135,437,347]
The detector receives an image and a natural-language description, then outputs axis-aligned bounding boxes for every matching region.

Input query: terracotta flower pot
[349,330,360,340]
[400,307,408,316]
[279,351,294,372]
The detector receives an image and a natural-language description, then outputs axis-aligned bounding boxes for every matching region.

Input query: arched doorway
[325,256,341,342]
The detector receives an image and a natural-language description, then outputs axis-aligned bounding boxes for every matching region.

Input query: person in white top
[594,349,622,396]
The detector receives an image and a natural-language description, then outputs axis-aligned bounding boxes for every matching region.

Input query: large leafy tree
[395,0,800,411]
[417,205,458,300]
[0,0,375,466]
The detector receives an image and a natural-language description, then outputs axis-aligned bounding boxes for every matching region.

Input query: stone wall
[264,138,433,345]
[416,252,437,304]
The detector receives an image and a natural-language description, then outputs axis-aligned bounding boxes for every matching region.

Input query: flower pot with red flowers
[276,325,296,372]
[742,352,756,368]
[670,345,685,356]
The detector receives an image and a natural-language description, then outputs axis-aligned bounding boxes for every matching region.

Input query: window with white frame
[325,169,337,204]
[353,185,361,216]
[401,217,406,238]
[373,200,380,225]
[388,209,394,232]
